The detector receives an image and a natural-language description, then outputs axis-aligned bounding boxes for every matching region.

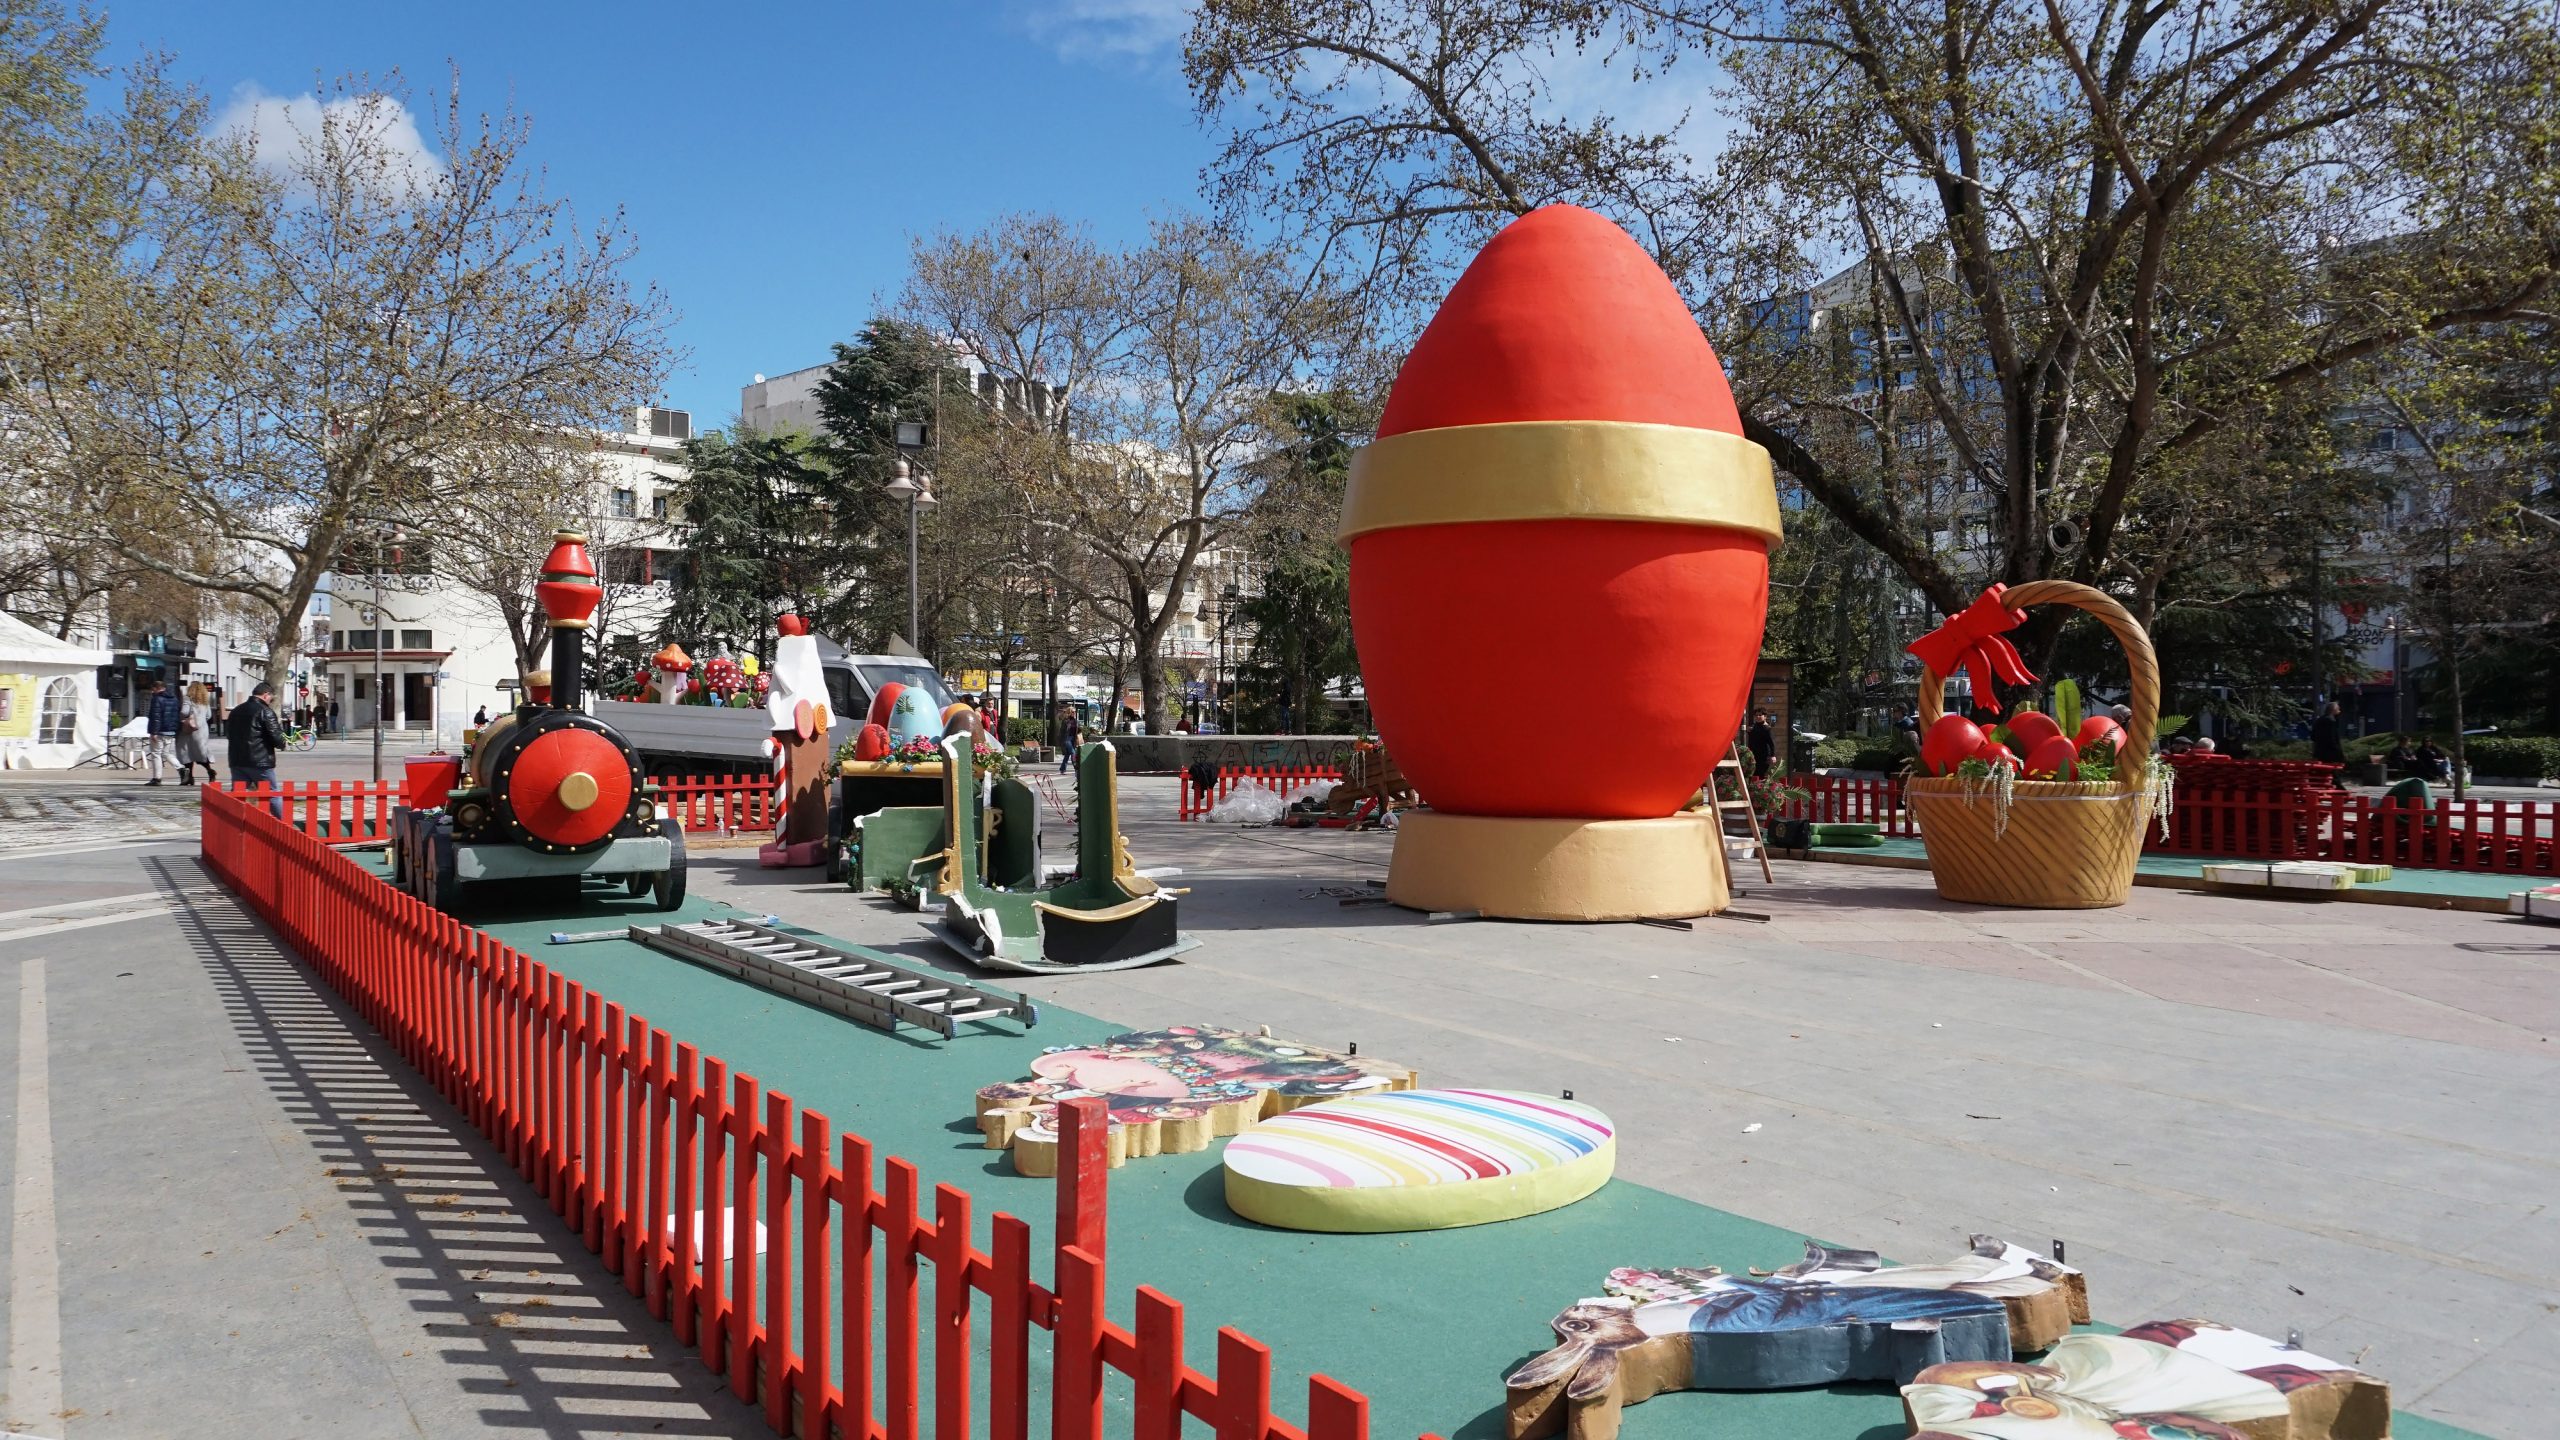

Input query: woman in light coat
[176,682,216,786]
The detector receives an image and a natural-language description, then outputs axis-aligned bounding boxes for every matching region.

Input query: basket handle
[1916,580,2159,791]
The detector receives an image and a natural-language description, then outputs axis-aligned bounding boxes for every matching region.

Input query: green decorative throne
[927,738,1196,973]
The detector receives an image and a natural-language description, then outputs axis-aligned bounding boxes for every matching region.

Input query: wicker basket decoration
[1905,581,2160,909]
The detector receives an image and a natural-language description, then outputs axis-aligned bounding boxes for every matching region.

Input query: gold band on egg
[1339,420,1783,547]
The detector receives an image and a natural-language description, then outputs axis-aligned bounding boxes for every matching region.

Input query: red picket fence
[658,772,784,834]
[2156,788,2559,875]
[211,775,780,842]
[1766,773,2559,875]
[198,788,1406,1440]
[1178,765,1343,820]
[218,779,403,839]
[1773,774,1919,836]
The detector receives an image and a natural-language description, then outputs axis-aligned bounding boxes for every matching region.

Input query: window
[400,629,433,650]
[651,494,669,520]
[648,408,692,441]
[346,629,378,651]
[354,677,370,700]
[2367,428,2402,452]
[332,631,347,651]
[38,677,76,744]
[603,547,651,585]
[611,488,636,518]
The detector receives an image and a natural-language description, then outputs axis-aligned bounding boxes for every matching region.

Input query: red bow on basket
[1908,585,2039,710]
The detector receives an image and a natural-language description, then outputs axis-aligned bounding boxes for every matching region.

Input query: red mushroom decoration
[1343,205,1782,919]
[702,653,746,703]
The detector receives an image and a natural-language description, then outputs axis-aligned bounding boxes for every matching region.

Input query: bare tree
[5,69,678,683]
[905,214,1350,730]
[1189,0,2560,660]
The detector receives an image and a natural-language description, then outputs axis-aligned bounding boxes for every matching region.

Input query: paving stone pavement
[690,775,2558,1439]
[0,787,203,852]
[0,837,770,1437]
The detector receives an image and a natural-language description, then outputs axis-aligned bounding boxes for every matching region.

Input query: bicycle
[283,725,319,753]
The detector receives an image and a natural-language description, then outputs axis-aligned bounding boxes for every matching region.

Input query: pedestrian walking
[2310,701,2345,765]
[227,680,289,818]
[176,681,217,785]
[1746,710,1776,779]
[1056,706,1083,772]
[143,679,183,785]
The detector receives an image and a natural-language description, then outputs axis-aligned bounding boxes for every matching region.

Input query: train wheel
[624,872,651,897]
[651,821,688,911]
[426,820,461,915]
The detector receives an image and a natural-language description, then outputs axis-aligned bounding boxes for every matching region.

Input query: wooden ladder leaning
[1711,741,1776,888]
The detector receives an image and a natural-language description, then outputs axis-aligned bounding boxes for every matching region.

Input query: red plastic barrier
[1759,772,2559,875]
[655,773,782,834]
[1774,774,1919,836]
[1177,765,1344,820]
[217,779,402,840]
[197,787,1418,1440]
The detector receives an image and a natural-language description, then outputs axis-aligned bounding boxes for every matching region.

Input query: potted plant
[1718,771,1813,848]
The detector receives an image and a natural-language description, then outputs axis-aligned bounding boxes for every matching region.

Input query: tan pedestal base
[1385,811,1728,921]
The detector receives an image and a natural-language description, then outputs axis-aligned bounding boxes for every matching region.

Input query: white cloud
[213,84,443,197]
[1008,0,1193,65]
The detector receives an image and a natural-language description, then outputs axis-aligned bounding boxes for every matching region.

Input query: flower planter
[1908,580,2161,909]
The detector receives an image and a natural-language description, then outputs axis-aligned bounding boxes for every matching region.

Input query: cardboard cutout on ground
[1505,1239,2087,1440]
[1222,1088,1614,1233]
[975,1025,1417,1177]
[1902,1320,2388,1440]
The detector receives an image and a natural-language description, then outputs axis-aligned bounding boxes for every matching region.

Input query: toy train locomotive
[389,532,686,914]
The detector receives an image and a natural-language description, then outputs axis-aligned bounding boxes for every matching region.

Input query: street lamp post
[886,458,937,648]
[1217,581,1240,733]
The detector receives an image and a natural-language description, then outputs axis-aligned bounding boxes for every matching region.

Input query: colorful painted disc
[1222,1088,1614,1233]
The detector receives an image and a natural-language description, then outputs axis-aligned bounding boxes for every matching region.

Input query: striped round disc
[1222,1089,1614,1233]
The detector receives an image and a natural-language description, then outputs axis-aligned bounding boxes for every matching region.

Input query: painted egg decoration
[1343,206,1782,819]
[886,688,940,747]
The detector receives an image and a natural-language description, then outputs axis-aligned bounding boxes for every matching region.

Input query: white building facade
[313,412,693,746]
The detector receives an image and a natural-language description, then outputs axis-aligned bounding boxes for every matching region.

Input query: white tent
[0,611,112,769]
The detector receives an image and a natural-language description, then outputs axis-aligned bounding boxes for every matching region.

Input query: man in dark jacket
[227,680,288,816]
[144,680,183,785]
[1746,710,1776,778]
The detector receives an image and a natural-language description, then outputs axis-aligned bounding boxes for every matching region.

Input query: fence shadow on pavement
[143,853,770,1439]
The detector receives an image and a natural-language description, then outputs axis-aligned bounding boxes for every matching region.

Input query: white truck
[604,633,958,778]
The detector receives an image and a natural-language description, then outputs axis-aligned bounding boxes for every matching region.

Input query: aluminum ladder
[631,917,1038,1040]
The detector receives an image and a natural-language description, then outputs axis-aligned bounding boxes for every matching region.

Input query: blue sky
[106,0,1207,428]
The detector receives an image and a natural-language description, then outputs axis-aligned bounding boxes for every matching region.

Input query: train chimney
[535,531,601,710]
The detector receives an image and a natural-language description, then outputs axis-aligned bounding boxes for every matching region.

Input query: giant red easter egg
[1344,206,1781,819]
